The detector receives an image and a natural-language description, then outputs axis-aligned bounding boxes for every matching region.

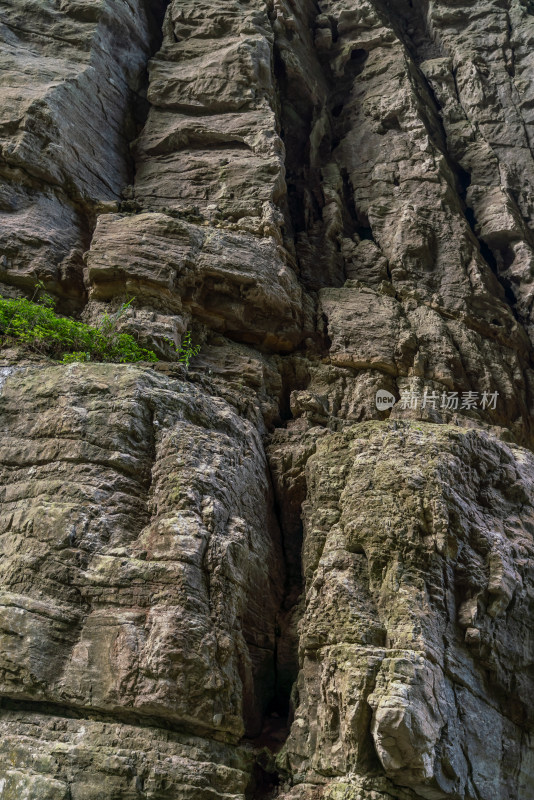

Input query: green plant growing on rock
[0,292,158,364]
[2,279,53,340]
[177,330,201,370]
[97,297,135,340]
[33,279,56,308]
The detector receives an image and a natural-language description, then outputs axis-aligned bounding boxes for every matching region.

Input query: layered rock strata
[1,0,534,798]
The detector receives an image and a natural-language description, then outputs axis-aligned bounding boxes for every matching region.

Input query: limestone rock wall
[1,1,534,799]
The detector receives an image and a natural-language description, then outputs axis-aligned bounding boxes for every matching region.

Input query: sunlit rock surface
[1,0,534,798]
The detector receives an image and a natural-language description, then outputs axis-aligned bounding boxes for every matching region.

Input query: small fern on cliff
[0,294,158,364]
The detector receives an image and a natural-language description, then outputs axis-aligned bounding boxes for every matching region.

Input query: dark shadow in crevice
[373,0,441,64]
[332,103,344,118]
[321,311,333,351]
[260,513,302,750]
[278,358,312,423]
[243,450,306,754]
[245,756,280,800]
[127,0,172,168]
[274,29,368,290]
[272,43,316,241]
[340,167,376,243]
[328,48,368,124]
[377,114,402,134]
[330,15,339,44]
[457,166,525,320]
[490,245,522,313]
[344,47,369,81]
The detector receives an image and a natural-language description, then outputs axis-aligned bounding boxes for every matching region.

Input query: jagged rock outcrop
[269,422,534,798]
[2,1,534,798]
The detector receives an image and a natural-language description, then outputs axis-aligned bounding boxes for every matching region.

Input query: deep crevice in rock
[246,477,303,753]
[272,41,319,276]
[457,167,528,327]
[245,755,281,800]
[272,12,370,291]
[127,0,172,180]
[339,167,375,243]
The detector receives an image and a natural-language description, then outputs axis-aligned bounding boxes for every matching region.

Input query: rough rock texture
[269,422,534,798]
[2,0,534,798]
[0,0,168,309]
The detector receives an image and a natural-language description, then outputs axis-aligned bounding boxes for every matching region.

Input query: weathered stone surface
[2,0,534,797]
[0,0,165,305]
[268,422,534,799]
[0,709,252,800]
[0,363,284,744]
[84,212,306,352]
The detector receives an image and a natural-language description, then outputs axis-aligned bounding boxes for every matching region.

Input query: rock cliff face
[1,1,534,798]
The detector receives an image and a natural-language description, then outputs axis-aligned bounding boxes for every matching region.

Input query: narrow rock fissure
[247,473,303,753]
[458,168,530,329]
[376,0,442,64]
[126,0,172,187]
[245,757,281,800]
[272,40,318,281]
[271,10,349,290]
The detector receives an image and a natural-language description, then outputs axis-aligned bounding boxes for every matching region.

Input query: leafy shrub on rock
[0,295,158,364]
